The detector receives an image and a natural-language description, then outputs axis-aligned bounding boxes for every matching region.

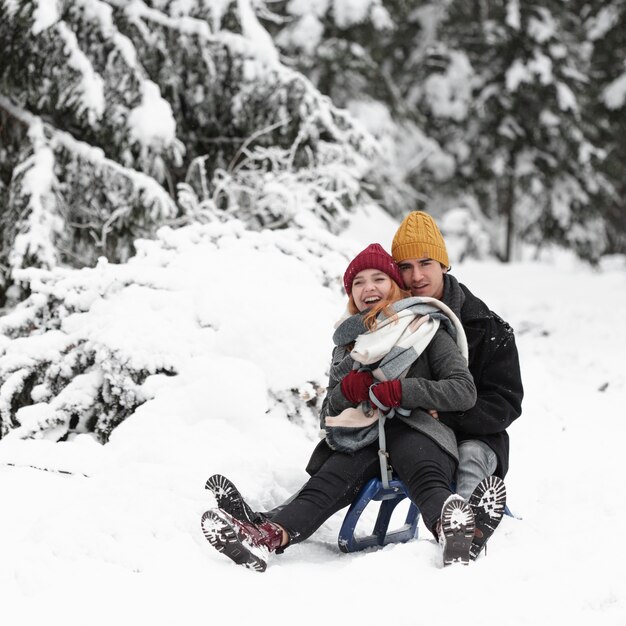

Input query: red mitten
[341,370,374,403]
[370,380,402,411]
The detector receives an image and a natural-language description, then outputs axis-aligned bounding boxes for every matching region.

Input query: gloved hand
[370,380,402,412]
[340,370,374,404]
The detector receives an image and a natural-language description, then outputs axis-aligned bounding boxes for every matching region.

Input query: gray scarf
[333,297,458,348]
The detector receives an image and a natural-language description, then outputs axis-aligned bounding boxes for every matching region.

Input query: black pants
[272,420,456,544]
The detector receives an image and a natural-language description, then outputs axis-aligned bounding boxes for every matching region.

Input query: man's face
[397,258,447,300]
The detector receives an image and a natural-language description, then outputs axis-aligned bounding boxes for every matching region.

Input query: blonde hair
[348,280,410,331]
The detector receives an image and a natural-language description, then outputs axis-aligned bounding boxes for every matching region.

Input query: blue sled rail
[338,477,420,553]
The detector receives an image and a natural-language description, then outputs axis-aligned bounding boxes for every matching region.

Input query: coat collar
[442,274,491,323]
[458,282,492,323]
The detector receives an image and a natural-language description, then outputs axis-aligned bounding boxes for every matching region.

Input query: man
[391,211,523,499]
[206,211,523,558]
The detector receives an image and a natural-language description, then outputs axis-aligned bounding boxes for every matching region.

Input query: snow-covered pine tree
[0,0,377,305]
[0,220,351,442]
[0,0,182,302]
[0,0,380,442]
[263,0,624,261]
[256,0,457,219]
[427,0,612,261]
[0,97,179,295]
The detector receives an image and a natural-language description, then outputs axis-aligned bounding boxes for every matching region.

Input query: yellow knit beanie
[391,211,449,268]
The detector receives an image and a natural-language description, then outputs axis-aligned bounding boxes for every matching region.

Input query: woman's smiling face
[351,269,394,312]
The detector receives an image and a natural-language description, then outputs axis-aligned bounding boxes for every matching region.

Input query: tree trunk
[503,151,517,263]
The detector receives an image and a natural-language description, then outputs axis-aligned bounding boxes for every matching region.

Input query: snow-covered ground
[1,207,625,626]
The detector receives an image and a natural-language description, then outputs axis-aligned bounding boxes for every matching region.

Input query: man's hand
[428,409,439,420]
[341,370,373,403]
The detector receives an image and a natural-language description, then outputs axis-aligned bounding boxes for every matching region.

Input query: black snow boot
[468,475,507,560]
[205,474,266,524]
[438,494,475,566]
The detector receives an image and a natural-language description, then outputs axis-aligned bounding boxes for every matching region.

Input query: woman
[201,244,478,571]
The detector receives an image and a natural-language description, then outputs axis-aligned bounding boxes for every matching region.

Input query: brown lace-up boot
[201,508,284,572]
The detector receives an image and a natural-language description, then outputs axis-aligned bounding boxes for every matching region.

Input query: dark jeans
[271,420,456,544]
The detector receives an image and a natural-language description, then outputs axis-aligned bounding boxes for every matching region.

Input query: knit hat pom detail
[343,243,404,294]
[391,211,449,268]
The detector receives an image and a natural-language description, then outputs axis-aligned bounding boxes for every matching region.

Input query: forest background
[0,5,625,623]
[0,0,625,448]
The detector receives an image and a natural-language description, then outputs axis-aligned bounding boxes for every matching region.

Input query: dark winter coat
[437,276,523,478]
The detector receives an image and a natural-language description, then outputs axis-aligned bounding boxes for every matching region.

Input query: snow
[121,0,212,42]
[530,51,554,85]
[237,0,280,67]
[31,0,60,34]
[556,81,578,112]
[506,58,531,92]
[57,22,106,122]
[370,4,393,31]
[9,120,62,272]
[586,6,620,41]
[207,0,233,32]
[527,7,556,43]
[279,13,325,55]
[127,81,177,149]
[332,0,374,29]
[288,0,329,18]
[439,208,491,261]
[423,51,473,121]
[506,0,521,30]
[73,0,138,67]
[1,204,625,625]
[603,72,626,110]
[506,51,553,91]
[76,0,115,33]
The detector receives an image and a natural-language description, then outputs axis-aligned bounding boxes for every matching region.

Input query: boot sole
[468,476,507,560]
[205,474,259,524]
[441,497,475,566]
[201,509,267,572]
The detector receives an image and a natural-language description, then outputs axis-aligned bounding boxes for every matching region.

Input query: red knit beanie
[343,244,404,294]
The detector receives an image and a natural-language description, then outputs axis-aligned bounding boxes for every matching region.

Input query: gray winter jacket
[320,327,477,461]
